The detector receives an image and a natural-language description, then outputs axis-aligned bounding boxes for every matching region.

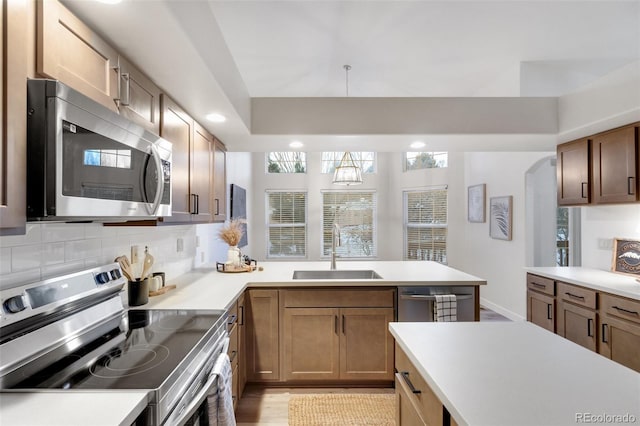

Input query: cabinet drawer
[227,301,239,333]
[527,274,555,296]
[557,282,596,309]
[395,344,443,426]
[600,293,640,324]
[283,288,395,308]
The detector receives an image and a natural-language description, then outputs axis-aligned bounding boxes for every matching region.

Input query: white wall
[459,152,553,320]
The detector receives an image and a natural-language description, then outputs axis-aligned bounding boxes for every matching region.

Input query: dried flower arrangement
[218,218,245,246]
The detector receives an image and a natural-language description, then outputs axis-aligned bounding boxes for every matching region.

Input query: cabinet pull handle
[581,182,588,199]
[530,282,546,290]
[228,314,238,326]
[565,292,585,301]
[612,306,639,316]
[239,305,244,326]
[602,323,608,343]
[215,199,220,216]
[335,315,338,334]
[120,72,131,106]
[342,315,346,334]
[112,65,121,105]
[547,303,553,320]
[400,371,422,394]
[195,194,200,215]
[229,350,237,363]
[587,318,593,337]
[628,177,635,196]
[190,194,198,214]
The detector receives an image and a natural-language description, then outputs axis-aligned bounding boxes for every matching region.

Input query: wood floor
[235,307,510,425]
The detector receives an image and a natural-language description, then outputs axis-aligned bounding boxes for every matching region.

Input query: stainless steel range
[0,263,228,425]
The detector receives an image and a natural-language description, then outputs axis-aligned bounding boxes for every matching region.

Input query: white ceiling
[64,0,640,152]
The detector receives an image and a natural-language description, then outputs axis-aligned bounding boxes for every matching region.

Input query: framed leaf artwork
[489,196,512,241]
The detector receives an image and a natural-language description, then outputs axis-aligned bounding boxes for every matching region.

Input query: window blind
[266,191,307,257]
[322,191,376,258]
[404,188,447,263]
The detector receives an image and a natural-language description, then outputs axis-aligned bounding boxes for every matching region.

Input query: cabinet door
[283,307,340,381]
[557,138,590,205]
[557,301,597,352]
[526,290,555,333]
[37,0,118,111]
[212,139,227,222]
[340,307,394,381]
[592,126,637,204]
[599,314,640,373]
[160,95,193,222]
[0,0,27,234]
[116,56,161,135]
[191,123,213,223]
[395,373,427,426]
[246,289,280,382]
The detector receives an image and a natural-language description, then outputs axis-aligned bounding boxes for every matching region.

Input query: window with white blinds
[322,191,376,258]
[404,187,447,263]
[266,191,307,258]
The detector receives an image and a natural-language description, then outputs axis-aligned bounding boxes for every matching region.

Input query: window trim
[403,186,448,263]
[320,189,378,259]
[265,190,308,259]
[265,152,308,174]
[403,151,449,171]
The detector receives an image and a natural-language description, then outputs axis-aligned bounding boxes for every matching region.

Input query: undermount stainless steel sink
[292,270,383,280]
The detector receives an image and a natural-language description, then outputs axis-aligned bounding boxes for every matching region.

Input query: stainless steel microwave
[26,79,172,221]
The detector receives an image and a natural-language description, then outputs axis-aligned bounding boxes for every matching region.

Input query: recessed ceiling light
[410,141,426,149]
[206,113,227,123]
[289,141,304,149]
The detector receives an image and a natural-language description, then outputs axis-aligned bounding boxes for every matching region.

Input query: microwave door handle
[147,145,164,216]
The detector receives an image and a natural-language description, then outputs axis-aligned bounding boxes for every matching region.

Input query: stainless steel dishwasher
[398,286,476,322]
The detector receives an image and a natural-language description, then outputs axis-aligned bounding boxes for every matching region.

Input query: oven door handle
[171,338,230,426]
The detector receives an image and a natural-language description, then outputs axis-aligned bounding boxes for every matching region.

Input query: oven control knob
[110,269,122,280]
[95,272,110,285]
[3,296,26,314]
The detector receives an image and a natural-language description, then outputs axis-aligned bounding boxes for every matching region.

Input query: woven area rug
[288,393,396,426]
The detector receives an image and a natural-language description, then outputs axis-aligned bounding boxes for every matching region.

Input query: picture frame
[468,184,486,223]
[489,196,512,240]
[611,238,640,276]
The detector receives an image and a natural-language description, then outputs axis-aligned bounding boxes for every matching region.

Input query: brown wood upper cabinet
[160,95,213,223]
[115,56,162,135]
[557,138,590,205]
[37,0,119,111]
[592,125,638,204]
[1,0,28,235]
[557,122,640,206]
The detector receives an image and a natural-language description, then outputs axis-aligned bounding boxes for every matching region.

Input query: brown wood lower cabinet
[237,293,246,399]
[526,289,555,333]
[395,344,446,426]
[282,305,395,382]
[246,289,280,382]
[557,301,597,351]
[598,291,640,372]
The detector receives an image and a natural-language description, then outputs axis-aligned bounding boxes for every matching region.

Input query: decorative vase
[227,245,241,267]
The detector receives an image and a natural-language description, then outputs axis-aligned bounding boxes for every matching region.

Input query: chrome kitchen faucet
[331,222,341,270]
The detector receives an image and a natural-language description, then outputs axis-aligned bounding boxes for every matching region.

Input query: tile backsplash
[0,222,203,289]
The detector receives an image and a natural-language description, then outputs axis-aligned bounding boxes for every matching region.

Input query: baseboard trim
[480,298,525,322]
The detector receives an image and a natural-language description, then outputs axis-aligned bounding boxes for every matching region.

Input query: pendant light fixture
[333,65,363,186]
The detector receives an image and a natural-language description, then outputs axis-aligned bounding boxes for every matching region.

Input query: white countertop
[525,266,640,300]
[3,261,485,426]
[144,260,486,310]
[390,321,640,426]
[0,391,149,426]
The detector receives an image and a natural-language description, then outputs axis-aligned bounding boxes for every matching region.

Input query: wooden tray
[216,262,256,273]
[149,284,176,297]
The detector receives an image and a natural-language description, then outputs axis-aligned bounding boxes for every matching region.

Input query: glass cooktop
[12,309,224,391]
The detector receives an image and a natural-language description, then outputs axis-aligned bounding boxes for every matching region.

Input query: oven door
[165,338,230,426]
[50,96,171,219]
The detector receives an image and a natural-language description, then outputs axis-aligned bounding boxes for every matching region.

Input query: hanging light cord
[344,64,351,97]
